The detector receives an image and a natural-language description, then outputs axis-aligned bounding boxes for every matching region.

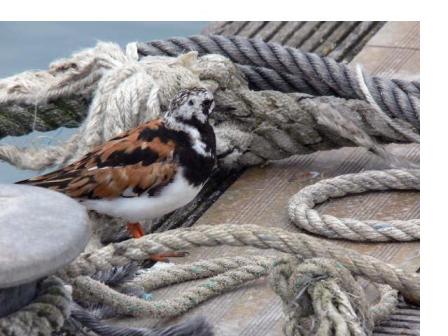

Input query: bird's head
[165,87,215,125]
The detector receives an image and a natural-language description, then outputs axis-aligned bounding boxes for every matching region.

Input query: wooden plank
[268,21,305,45]
[254,21,287,41]
[202,21,385,62]
[144,144,419,336]
[328,21,379,61]
[202,21,230,35]
[351,21,420,79]
[299,21,341,51]
[366,21,419,49]
[313,21,358,55]
[215,21,250,37]
[285,21,323,48]
[234,21,268,38]
[353,47,419,80]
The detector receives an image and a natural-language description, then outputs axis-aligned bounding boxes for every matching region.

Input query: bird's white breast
[82,169,202,221]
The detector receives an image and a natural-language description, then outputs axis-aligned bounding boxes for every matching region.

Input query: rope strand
[137,35,419,128]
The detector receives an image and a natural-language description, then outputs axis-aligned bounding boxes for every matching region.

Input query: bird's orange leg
[127,222,145,239]
[126,222,188,262]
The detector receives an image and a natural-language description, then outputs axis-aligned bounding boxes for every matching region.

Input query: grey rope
[70,305,214,336]
[0,277,71,336]
[288,169,420,242]
[137,35,420,128]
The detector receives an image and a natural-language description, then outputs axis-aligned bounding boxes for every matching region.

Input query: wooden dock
[138,21,420,335]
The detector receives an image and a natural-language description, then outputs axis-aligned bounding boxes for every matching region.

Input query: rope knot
[269,257,397,336]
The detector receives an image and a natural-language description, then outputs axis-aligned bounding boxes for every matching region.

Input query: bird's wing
[17,119,179,199]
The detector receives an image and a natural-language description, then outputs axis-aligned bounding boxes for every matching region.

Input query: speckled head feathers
[166,87,215,123]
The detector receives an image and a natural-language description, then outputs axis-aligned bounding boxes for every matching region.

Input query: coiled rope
[0,277,71,336]
[288,169,420,242]
[137,35,420,129]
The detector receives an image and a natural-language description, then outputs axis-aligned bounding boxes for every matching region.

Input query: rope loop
[288,169,420,242]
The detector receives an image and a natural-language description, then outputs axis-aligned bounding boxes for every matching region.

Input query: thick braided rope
[72,258,273,318]
[0,277,72,336]
[288,169,420,242]
[126,255,273,292]
[269,257,398,336]
[137,35,420,128]
[61,224,420,304]
[0,41,418,173]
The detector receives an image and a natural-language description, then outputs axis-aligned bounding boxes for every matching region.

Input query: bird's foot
[126,222,188,262]
[127,222,145,239]
[147,251,189,263]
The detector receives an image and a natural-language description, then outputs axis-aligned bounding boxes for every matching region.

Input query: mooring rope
[67,252,402,335]
[137,35,420,128]
[61,223,419,305]
[288,169,420,242]
[0,277,71,336]
[269,257,398,336]
[78,256,399,336]
[0,42,418,172]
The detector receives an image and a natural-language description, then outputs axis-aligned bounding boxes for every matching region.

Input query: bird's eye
[188,100,194,106]
[201,99,213,114]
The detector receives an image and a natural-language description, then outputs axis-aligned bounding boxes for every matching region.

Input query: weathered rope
[288,169,420,242]
[72,257,272,318]
[270,257,398,336]
[71,255,398,336]
[61,224,420,305]
[137,35,420,128]
[68,256,398,336]
[0,277,71,336]
[126,255,272,292]
[0,42,417,173]
[355,65,420,143]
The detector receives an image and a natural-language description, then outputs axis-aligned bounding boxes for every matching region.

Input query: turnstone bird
[17,87,216,259]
